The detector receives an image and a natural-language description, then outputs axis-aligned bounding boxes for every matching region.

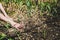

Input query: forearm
[0,3,7,16]
[0,13,15,26]
[0,13,9,22]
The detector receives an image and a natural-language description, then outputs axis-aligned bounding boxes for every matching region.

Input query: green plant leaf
[47,4,51,11]
[8,38,13,40]
[4,23,10,29]
[0,33,6,40]
[4,0,9,3]
[26,0,31,9]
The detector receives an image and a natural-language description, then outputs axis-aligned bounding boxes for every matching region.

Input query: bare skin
[0,3,24,30]
[0,3,13,20]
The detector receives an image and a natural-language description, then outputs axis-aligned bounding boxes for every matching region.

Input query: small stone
[50,29,53,31]
[56,33,58,36]
[52,35,55,37]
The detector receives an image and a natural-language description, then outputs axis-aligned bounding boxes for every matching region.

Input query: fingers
[16,23,24,32]
[19,21,25,28]
[14,22,25,31]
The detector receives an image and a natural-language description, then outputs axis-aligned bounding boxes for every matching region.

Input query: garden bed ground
[0,0,60,40]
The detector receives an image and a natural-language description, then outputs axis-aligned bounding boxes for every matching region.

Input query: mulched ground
[0,16,60,40]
